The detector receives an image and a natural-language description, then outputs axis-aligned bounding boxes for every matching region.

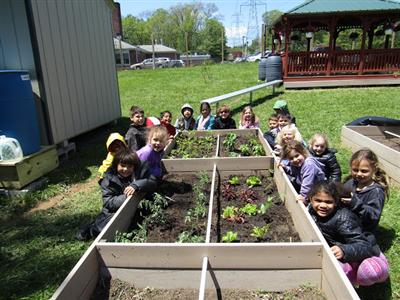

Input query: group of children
[76,99,390,288]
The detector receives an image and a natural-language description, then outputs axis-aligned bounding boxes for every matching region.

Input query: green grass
[0,62,399,299]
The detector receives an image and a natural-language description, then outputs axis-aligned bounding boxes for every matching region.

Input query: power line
[240,0,267,46]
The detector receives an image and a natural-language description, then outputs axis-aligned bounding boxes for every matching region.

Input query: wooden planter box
[51,131,359,300]
[341,125,400,186]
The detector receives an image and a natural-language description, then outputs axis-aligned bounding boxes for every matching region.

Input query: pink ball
[357,257,389,286]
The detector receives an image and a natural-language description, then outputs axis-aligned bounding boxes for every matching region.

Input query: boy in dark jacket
[175,103,196,131]
[76,149,157,240]
[125,105,147,151]
[308,133,341,182]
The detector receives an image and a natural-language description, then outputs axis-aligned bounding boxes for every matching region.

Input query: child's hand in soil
[124,186,136,196]
[331,245,344,259]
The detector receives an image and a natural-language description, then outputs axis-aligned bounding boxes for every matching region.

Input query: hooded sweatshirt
[98,133,127,177]
[175,103,195,131]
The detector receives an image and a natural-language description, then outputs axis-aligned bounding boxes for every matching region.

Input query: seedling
[250,225,270,239]
[239,144,251,156]
[252,144,265,156]
[222,231,238,243]
[221,183,237,201]
[258,196,273,215]
[177,231,204,243]
[239,188,257,203]
[223,133,237,151]
[228,176,240,185]
[240,203,258,216]
[246,175,262,187]
[222,206,238,219]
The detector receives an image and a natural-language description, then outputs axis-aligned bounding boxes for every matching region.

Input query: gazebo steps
[284,74,400,89]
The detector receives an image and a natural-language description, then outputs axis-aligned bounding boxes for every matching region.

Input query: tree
[262,10,283,49]
[198,19,227,59]
[122,15,150,45]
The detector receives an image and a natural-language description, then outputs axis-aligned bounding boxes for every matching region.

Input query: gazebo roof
[286,0,400,15]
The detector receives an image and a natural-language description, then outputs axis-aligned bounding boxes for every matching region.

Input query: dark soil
[137,173,210,243]
[92,278,326,299]
[219,132,266,157]
[370,135,400,152]
[212,174,300,243]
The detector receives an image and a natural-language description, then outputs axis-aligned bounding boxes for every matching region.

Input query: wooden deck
[284,74,400,89]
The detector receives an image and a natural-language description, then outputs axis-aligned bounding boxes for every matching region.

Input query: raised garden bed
[52,135,360,300]
[166,131,217,159]
[219,131,266,157]
[341,125,400,186]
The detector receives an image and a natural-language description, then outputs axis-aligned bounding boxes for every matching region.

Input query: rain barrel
[265,55,283,82]
[258,58,268,81]
[0,70,40,155]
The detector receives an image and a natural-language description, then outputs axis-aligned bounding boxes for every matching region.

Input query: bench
[200,79,282,109]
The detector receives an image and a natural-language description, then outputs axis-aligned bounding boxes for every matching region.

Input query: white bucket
[0,135,24,161]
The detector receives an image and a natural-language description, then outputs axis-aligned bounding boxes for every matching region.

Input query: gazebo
[273,0,400,80]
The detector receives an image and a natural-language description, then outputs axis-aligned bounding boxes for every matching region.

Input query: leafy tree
[198,19,228,59]
[122,15,150,45]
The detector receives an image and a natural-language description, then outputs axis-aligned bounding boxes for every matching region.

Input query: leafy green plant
[252,144,266,156]
[222,206,238,219]
[177,231,204,243]
[258,196,273,215]
[115,223,148,243]
[221,183,237,201]
[222,231,238,243]
[250,225,270,239]
[239,188,257,203]
[223,133,237,151]
[246,175,262,187]
[240,203,258,216]
[239,144,251,156]
[228,176,240,185]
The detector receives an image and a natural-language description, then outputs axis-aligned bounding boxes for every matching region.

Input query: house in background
[114,38,136,67]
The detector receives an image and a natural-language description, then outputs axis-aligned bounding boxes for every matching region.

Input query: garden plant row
[51,129,360,300]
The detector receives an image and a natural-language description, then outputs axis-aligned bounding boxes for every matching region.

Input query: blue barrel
[0,70,40,155]
[265,55,283,82]
[258,58,268,81]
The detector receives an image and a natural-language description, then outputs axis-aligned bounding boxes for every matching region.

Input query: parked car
[156,57,171,67]
[168,59,185,68]
[130,58,167,70]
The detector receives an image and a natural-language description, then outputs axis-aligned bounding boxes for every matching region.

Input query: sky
[118,0,304,46]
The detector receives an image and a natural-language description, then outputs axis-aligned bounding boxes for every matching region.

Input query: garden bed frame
[51,130,359,300]
[341,125,400,186]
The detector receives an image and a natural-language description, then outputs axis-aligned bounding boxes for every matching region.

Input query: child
[137,126,168,179]
[76,149,157,240]
[274,125,304,156]
[160,110,176,138]
[273,100,296,124]
[342,148,389,232]
[277,112,293,131]
[213,104,237,129]
[308,182,389,286]
[195,102,215,130]
[263,113,279,148]
[175,103,196,131]
[280,140,326,203]
[125,106,147,151]
[239,105,260,129]
[308,133,342,183]
[98,132,127,178]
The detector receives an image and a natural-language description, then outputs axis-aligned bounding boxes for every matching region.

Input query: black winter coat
[344,179,385,232]
[100,161,157,213]
[125,124,147,151]
[308,147,341,182]
[308,206,380,263]
[213,116,237,129]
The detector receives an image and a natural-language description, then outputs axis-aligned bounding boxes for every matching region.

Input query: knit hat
[357,255,389,286]
[181,103,193,114]
[273,100,288,110]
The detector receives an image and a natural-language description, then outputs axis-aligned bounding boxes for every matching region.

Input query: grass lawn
[0,62,399,299]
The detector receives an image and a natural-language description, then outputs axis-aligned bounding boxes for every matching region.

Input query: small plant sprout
[252,144,265,156]
[246,175,262,187]
[240,203,258,216]
[228,176,240,185]
[250,225,270,240]
[223,133,237,151]
[239,188,257,203]
[258,196,273,215]
[222,231,238,243]
[221,183,237,201]
[177,231,204,243]
[239,144,251,156]
[222,206,238,219]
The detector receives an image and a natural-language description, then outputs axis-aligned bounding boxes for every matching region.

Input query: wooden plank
[284,78,400,89]
[321,246,360,300]
[0,146,59,189]
[347,125,399,137]
[108,268,320,292]
[205,165,217,243]
[96,243,323,269]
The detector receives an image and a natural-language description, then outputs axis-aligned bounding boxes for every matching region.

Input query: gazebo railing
[286,49,400,76]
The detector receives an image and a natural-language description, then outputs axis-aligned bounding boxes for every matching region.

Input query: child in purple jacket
[280,140,326,204]
[137,126,169,179]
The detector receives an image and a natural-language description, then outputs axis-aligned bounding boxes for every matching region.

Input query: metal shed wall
[29,0,121,144]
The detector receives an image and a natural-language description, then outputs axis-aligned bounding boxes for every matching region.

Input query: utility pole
[240,0,267,51]
[151,33,155,69]
[185,32,189,67]
[221,28,224,63]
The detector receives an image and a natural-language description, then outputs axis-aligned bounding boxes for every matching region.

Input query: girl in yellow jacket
[98,132,127,178]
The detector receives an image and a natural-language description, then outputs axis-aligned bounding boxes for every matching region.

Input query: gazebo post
[283,19,290,78]
[327,18,336,75]
[358,20,369,75]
